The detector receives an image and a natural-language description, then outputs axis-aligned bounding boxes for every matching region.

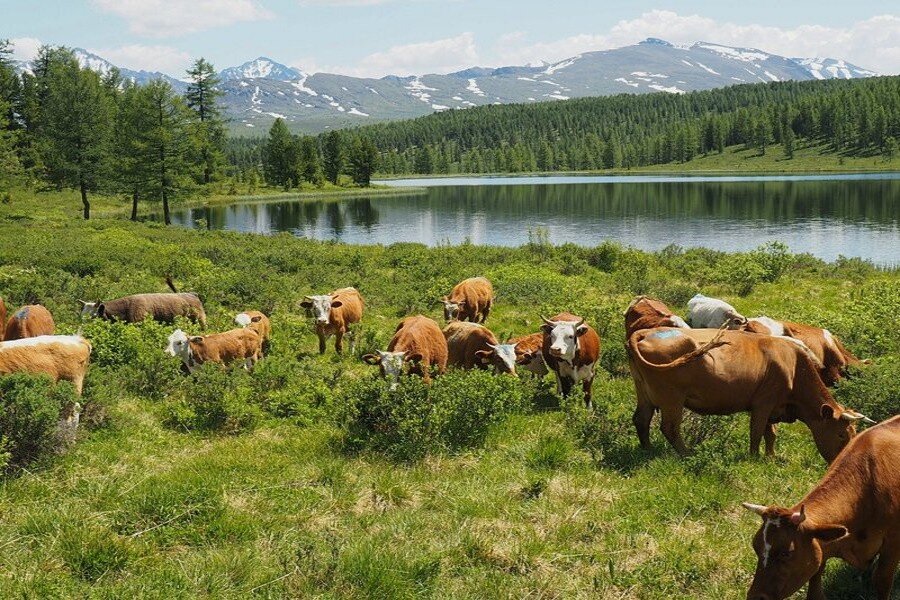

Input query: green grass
[0,187,897,598]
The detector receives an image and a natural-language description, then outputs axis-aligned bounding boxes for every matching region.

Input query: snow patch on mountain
[220,57,302,81]
[466,78,485,96]
[544,56,580,75]
[694,43,770,63]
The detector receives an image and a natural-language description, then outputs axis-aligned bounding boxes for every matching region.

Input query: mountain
[11,39,878,134]
[72,48,187,90]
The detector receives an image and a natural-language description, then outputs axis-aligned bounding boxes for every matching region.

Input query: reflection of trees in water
[345,198,379,230]
[325,202,345,236]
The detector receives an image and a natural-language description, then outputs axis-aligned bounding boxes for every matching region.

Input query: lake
[169,174,900,265]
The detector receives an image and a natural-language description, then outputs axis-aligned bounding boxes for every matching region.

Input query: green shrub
[563,380,637,468]
[0,374,78,468]
[833,357,900,423]
[161,364,262,434]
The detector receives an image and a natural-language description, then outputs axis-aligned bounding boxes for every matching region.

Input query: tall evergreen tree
[143,80,193,225]
[263,118,298,187]
[185,58,225,184]
[322,130,344,185]
[347,137,378,186]
[113,83,155,220]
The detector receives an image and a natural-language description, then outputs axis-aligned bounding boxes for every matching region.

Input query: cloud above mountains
[90,0,273,37]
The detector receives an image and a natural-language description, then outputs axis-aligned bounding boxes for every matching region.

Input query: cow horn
[741,502,767,516]
[841,410,876,424]
[574,317,585,328]
[540,315,554,326]
[487,343,498,350]
[790,505,806,525]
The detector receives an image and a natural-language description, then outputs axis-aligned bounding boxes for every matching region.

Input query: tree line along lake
[167,174,900,266]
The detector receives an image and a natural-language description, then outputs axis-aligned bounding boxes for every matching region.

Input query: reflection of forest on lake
[169,178,900,264]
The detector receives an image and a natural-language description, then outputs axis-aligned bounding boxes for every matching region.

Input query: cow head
[541,316,589,362]
[441,296,463,322]
[363,350,422,389]
[235,313,263,328]
[300,295,341,326]
[79,299,103,319]
[165,329,199,370]
[742,503,848,600]
[808,405,872,462]
[474,343,518,375]
[725,310,749,329]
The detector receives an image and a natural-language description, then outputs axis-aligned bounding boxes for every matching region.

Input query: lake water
[169,174,900,265]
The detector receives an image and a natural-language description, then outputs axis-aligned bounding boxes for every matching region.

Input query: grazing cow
[444,321,517,375]
[5,304,56,341]
[624,296,690,339]
[627,327,870,461]
[0,296,6,341]
[0,335,91,394]
[235,310,271,355]
[686,293,747,329]
[742,416,900,600]
[540,313,601,408]
[441,277,493,323]
[165,328,261,373]
[363,315,447,388]
[507,332,548,378]
[743,316,863,386]
[81,293,206,328]
[300,287,364,354]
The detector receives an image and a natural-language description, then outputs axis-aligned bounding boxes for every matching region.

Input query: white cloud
[490,11,900,74]
[333,32,479,78]
[90,0,273,38]
[297,0,397,5]
[9,37,43,63]
[88,45,193,75]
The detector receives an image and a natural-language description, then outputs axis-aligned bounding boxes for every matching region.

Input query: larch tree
[185,58,225,184]
[142,80,193,225]
[322,130,344,185]
[347,137,378,186]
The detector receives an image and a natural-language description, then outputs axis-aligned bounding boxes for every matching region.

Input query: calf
[624,296,690,339]
[5,304,55,341]
[742,415,900,600]
[507,332,548,378]
[744,316,862,386]
[0,296,6,341]
[627,327,870,461]
[686,293,746,329]
[541,313,601,408]
[81,293,206,328]
[444,321,517,375]
[0,335,91,394]
[165,328,261,373]
[235,310,271,355]
[300,287,364,354]
[441,277,493,323]
[363,315,447,388]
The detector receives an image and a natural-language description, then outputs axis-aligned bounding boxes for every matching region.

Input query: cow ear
[362,353,380,365]
[576,324,590,337]
[517,352,535,364]
[405,352,423,364]
[96,304,105,317]
[821,405,837,420]
[330,300,343,308]
[299,300,313,309]
[804,523,849,542]
[251,316,263,323]
[190,336,204,344]
[474,349,493,363]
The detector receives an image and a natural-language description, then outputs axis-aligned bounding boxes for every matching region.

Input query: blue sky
[3,1,899,77]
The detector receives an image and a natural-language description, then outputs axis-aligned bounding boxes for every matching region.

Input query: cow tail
[831,334,863,365]
[627,325,728,370]
[165,276,179,294]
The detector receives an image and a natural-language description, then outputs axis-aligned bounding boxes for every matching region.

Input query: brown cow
[300,287,364,354]
[624,295,690,340]
[743,316,863,386]
[444,321,517,375]
[507,332,548,377]
[0,296,6,341]
[742,416,900,600]
[363,315,447,388]
[0,335,92,394]
[541,313,601,409]
[165,327,261,373]
[81,294,206,328]
[235,310,271,355]
[441,277,493,323]
[627,327,870,461]
[5,304,55,341]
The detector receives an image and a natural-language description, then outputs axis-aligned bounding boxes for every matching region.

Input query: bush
[0,373,79,468]
[161,364,262,434]
[340,370,529,461]
[562,379,637,468]
[833,357,900,423]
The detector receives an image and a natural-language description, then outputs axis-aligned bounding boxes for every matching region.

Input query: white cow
[686,294,747,329]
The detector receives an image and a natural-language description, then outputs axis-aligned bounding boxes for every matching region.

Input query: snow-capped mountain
[72,48,186,90]
[11,39,878,134]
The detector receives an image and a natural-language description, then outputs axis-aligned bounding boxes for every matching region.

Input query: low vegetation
[0,189,897,597]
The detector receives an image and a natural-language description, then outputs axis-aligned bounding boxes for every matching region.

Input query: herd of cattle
[0,275,897,599]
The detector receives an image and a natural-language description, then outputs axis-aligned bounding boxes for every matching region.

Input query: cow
[165,328,262,373]
[235,310,271,355]
[540,313,601,409]
[444,321,517,375]
[742,415,900,600]
[81,293,206,328]
[507,332,548,378]
[624,296,690,340]
[5,304,56,341]
[300,287,364,354]
[0,335,92,395]
[441,277,493,323]
[0,296,6,341]
[363,315,447,389]
[743,316,863,386]
[627,326,870,461]
[686,293,747,329]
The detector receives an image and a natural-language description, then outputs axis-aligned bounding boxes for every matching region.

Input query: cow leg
[318,331,326,354]
[873,541,900,600]
[749,408,771,457]
[558,375,574,398]
[764,423,778,457]
[334,330,344,354]
[633,398,655,449]
[481,302,491,323]
[582,377,593,410]
[806,566,826,600]
[73,374,85,397]
[421,361,432,385]
[659,406,689,456]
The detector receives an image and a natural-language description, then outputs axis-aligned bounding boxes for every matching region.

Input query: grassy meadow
[0,188,898,598]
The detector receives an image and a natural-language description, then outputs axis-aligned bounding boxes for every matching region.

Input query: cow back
[330,287,364,328]
[450,277,493,304]
[390,315,448,369]
[624,296,682,339]
[4,305,55,341]
[104,293,205,324]
[0,335,91,382]
[444,321,498,368]
[189,328,260,364]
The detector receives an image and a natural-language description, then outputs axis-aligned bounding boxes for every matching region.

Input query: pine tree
[263,118,298,188]
[347,137,378,186]
[298,136,322,185]
[322,130,344,185]
[783,127,795,160]
[185,58,225,184]
[143,80,193,225]
[114,83,155,220]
